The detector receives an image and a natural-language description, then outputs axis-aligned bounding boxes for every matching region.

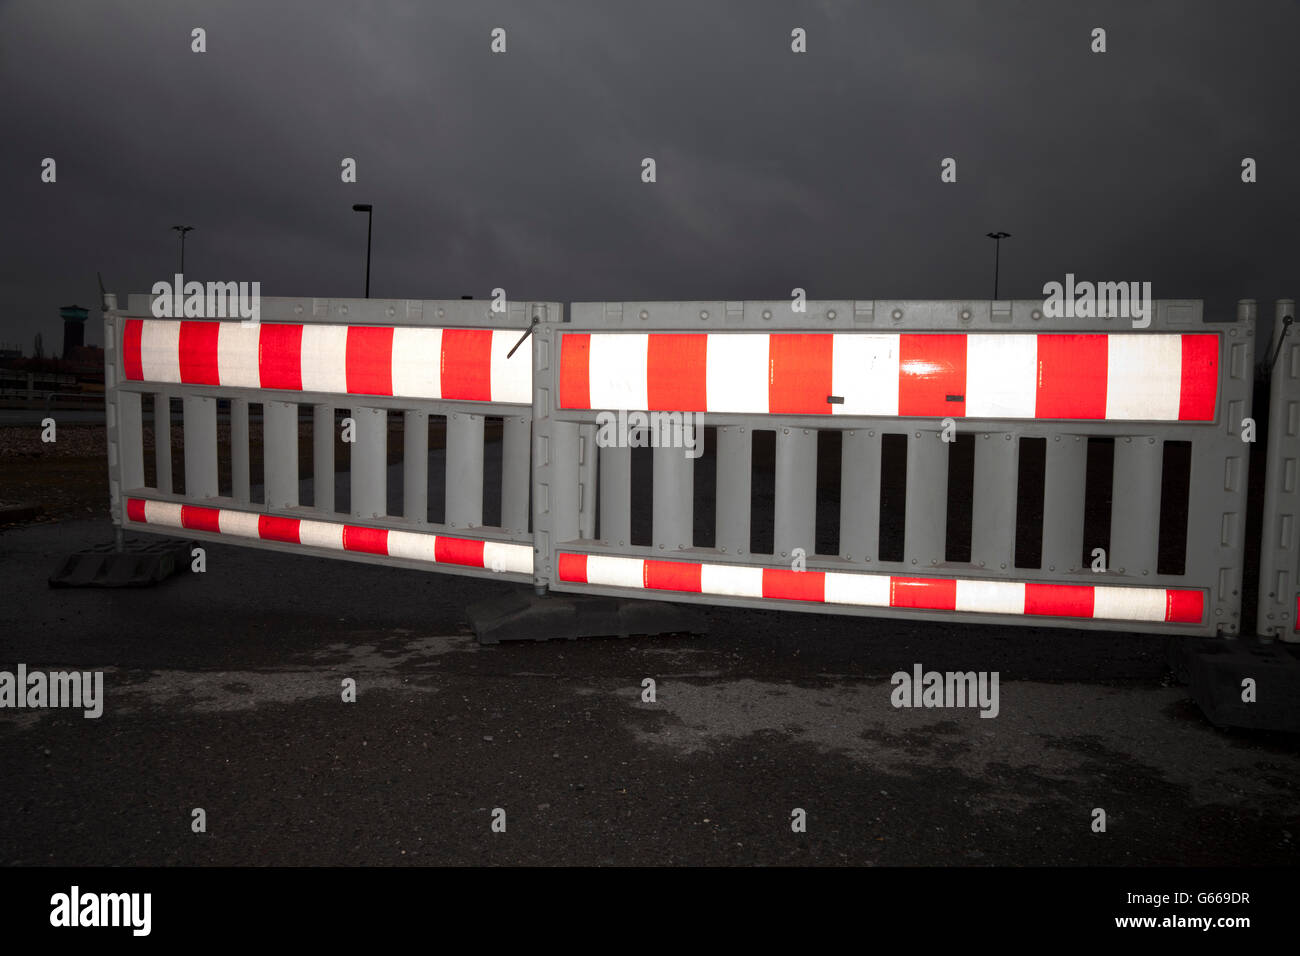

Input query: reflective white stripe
[831,334,900,416]
[823,571,892,606]
[300,324,350,394]
[955,579,1026,615]
[386,529,439,563]
[217,321,261,388]
[587,334,648,410]
[140,320,181,383]
[965,335,1037,418]
[585,554,645,589]
[297,519,344,551]
[143,499,183,527]
[707,334,769,413]
[218,509,261,538]
[388,327,442,399]
[1106,335,1182,420]
[489,329,532,405]
[701,563,763,598]
[483,540,533,574]
[1093,586,1167,621]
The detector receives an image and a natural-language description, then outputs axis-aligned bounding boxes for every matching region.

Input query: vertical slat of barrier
[971,432,1018,571]
[550,421,581,545]
[1042,435,1086,573]
[904,430,947,568]
[653,443,692,552]
[502,415,530,534]
[118,391,144,492]
[715,425,751,555]
[351,406,387,520]
[840,429,880,563]
[404,409,429,523]
[578,424,598,539]
[313,404,332,513]
[446,411,484,529]
[775,428,816,559]
[231,398,250,504]
[599,446,631,546]
[154,392,172,495]
[1110,436,1161,576]
[183,395,219,499]
[264,401,300,509]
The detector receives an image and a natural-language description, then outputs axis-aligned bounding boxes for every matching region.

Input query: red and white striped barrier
[126,498,532,573]
[121,318,531,404]
[559,332,1219,420]
[557,552,1203,624]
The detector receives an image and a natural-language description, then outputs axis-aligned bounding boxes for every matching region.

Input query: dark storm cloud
[1,0,1296,353]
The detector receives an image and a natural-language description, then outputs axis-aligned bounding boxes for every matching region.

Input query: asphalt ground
[1,516,1297,866]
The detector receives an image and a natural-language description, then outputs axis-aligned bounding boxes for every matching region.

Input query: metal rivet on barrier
[783,428,789,434]
[960,309,971,321]
[978,561,985,567]
[341,305,349,314]
[1125,437,1131,443]
[1143,570,1149,575]
[387,306,396,316]
[700,311,709,320]
[437,308,445,318]
[762,310,772,320]
[827,310,837,320]
[640,310,649,320]
[802,429,809,435]
[1000,563,1007,569]
[914,432,921,438]
[1148,437,1155,444]
[891,309,903,320]
[1049,565,1055,571]
[911,559,917,565]
[1005,434,1011,440]
[1031,310,1042,320]
[294,304,304,314]
[658,544,664,549]
[868,430,875,437]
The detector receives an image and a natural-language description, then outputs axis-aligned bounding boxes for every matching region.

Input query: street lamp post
[352,204,373,298]
[986,232,1010,300]
[172,225,194,274]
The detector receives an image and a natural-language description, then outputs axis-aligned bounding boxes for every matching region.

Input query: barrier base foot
[468,589,708,645]
[48,536,194,588]
[1171,636,1300,732]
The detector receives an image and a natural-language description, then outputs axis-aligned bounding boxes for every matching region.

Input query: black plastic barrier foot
[468,588,708,645]
[48,536,195,588]
[1171,636,1300,732]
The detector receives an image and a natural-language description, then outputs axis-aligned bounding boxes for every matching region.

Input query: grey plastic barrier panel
[103,295,556,585]
[545,299,1254,637]
[1258,298,1299,641]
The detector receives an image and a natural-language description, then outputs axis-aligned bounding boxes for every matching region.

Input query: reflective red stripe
[181,504,222,533]
[342,525,388,555]
[1178,334,1218,421]
[178,321,221,385]
[557,552,589,582]
[769,334,834,415]
[899,334,966,417]
[1036,334,1108,419]
[440,329,493,401]
[434,536,485,567]
[258,514,300,543]
[890,577,957,610]
[559,333,591,409]
[648,334,707,411]
[644,559,701,592]
[761,568,826,602]
[126,498,146,522]
[258,324,304,390]
[1165,590,1203,624]
[1025,582,1094,617]
[345,326,394,396]
[123,319,144,381]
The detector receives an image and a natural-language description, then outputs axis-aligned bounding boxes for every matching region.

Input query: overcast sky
[2,0,1297,354]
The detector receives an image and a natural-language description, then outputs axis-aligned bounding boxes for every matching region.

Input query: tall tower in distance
[60,304,88,359]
